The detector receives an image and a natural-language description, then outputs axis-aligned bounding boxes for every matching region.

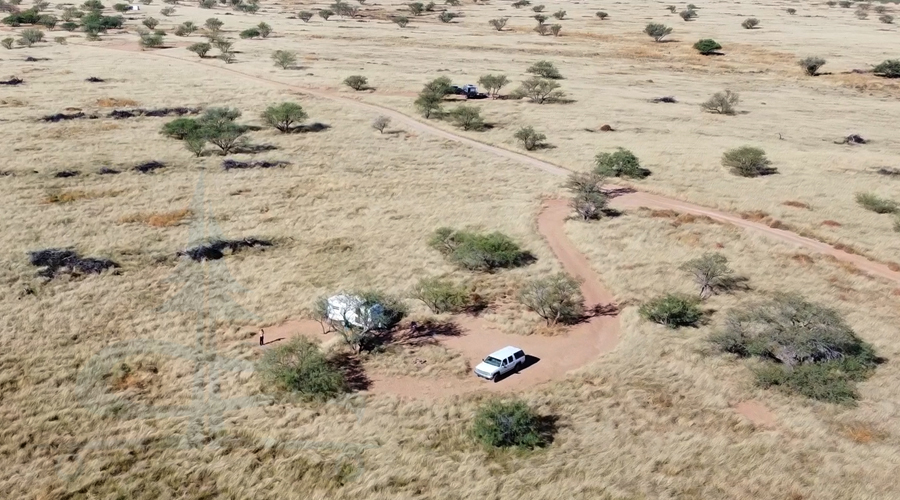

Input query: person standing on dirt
[259,328,264,346]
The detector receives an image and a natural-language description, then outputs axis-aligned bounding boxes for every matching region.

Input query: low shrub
[799,56,826,76]
[526,60,562,79]
[261,102,308,133]
[513,125,546,150]
[343,74,368,90]
[412,277,470,314]
[393,15,408,27]
[639,294,702,328]
[187,42,211,58]
[594,148,651,179]
[257,337,348,399]
[429,228,531,272]
[873,59,900,78]
[722,146,775,177]
[701,89,739,115]
[596,11,608,19]
[741,17,759,29]
[471,400,549,449]
[488,17,508,30]
[855,192,898,214]
[272,49,297,69]
[448,105,485,131]
[693,38,720,55]
[680,9,697,20]
[644,22,672,42]
[298,11,313,22]
[439,11,457,22]
[239,27,261,39]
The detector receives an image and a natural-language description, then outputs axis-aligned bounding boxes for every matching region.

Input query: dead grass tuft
[44,189,122,204]
[783,200,811,210]
[739,210,769,222]
[96,97,140,107]
[840,421,890,444]
[118,208,191,227]
[791,254,815,265]
[822,220,842,227]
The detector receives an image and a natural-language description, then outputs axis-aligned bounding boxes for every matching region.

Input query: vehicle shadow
[495,354,541,382]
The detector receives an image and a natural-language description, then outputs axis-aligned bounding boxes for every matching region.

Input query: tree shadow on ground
[367,319,464,350]
[291,122,331,133]
[233,143,279,154]
[330,352,371,391]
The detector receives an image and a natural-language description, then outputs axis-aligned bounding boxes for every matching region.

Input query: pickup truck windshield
[483,357,501,367]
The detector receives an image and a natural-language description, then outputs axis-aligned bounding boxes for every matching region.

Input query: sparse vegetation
[513,125,546,150]
[488,17,508,30]
[722,146,775,177]
[799,56,826,76]
[514,77,565,104]
[471,400,549,449]
[393,15,409,27]
[371,115,390,133]
[855,192,898,214]
[873,59,900,78]
[17,27,43,47]
[429,227,530,272]
[594,148,651,179]
[298,10,313,22]
[160,5,174,15]
[644,23,672,42]
[552,8,565,19]
[596,11,608,19]
[319,8,334,20]
[701,89,739,115]
[519,273,584,325]
[261,102,308,133]
[680,253,737,299]
[680,9,697,20]
[710,294,878,403]
[1,37,14,49]
[439,11,456,22]
[639,294,703,328]
[343,75,368,91]
[565,171,607,220]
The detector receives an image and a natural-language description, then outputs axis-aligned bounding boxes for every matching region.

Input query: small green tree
[412,277,470,313]
[549,24,561,36]
[257,337,348,399]
[160,6,174,15]
[532,4,545,12]
[512,0,530,7]
[552,8,565,19]
[139,31,164,49]
[514,77,564,104]
[161,117,202,139]
[799,56,825,76]
[272,49,297,69]
[565,171,607,221]
[142,16,159,29]
[407,1,423,15]
[644,22,672,42]
[429,228,530,272]
[741,17,759,29]
[786,7,796,14]
[319,8,334,20]
[679,253,735,299]
[519,273,584,325]
[343,74,368,90]
[701,89,739,115]
[513,126,546,150]
[261,102,308,133]
[873,60,900,78]
[855,192,898,214]
[1,38,14,49]
[596,11,608,19]
[639,294,702,328]
[439,12,457,22]
[478,74,509,97]
[415,91,443,118]
[449,105,485,131]
[880,14,894,24]
[526,60,562,79]
[488,17,508,30]
[594,148,650,179]
[257,21,271,37]
[198,107,245,154]
[204,17,223,33]
[722,146,774,177]
[693,38,721,55]
[680,9,697,20]
[393,15,408,27]
[372,115,390,133]
[471,400,549,448]
[184,134,206,157]
[298,11,313,22]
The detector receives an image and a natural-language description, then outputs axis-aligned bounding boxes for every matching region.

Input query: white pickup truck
[474,346,526,382]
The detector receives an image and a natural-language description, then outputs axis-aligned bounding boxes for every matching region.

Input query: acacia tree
[564,171,606,220]
[680,253,736,299]
[261,102,308,133]
[519,273,584,325]
[515,77,564,104]
[477,74,509,97]
[272,49,297,69]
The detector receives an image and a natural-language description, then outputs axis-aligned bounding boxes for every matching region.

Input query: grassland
[1,0,900,498]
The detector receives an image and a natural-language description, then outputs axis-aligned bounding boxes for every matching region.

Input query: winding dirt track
[92,47,900,407]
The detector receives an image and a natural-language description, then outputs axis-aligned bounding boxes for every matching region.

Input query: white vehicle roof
[486,346,523,359]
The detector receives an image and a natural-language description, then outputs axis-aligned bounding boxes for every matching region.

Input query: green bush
[261,102,307,133]
[239,27,260,39]
[61,21,78,31]
[161,117,202,139]
[594,148,651,179]
[412,277,470,313]
[873,59,900,78]
[393,15,408,27]
[680,252,736,299]
[17,28,44,47]
[639,294,702,328]
[477,74,509,97]
[526,60,562,79]
[439,11,457,22]
[449,105,485,131]
[139,31,164,49]
[407,1,424,14]
[786,7,796,14]
[319,9,334,20]
[2,8,42,26]
[693,38,721,55]
[488,17,507,30]
[272,49,297,69]
[680,9,697,20]
[565,171,607,220]
[1,37,13,49]
[343,74,368,90]
[205,17,223,32]
[855,192,898,214]
[644,22,672,42]
[742,17,759,29]
[596,11,608,19]
[298,11,313,22]
[799,56,826,76]
[142,16,158,29]
[257,337,348,399]
[722,146,775,177]
[711,294,878,403]
[513,77,564,104]
[187,42,211,58]
[880,14,894,24]
[160,6,174,15]
[37,14,56,29]
[519,272,584,325]
[514,125,546,150]
[471,400,549,449]
[257,21,271,38]
[429,228,530,272]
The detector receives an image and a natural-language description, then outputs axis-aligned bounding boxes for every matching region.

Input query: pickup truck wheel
[491,373,498,383]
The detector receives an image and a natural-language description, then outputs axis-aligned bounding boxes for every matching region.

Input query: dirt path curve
[261,199,619,398]
[86,44,900,286]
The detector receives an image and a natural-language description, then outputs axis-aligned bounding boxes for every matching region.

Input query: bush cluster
[429,228,531,272]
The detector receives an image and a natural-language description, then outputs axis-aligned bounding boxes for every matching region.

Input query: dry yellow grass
[1,0,899,498]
